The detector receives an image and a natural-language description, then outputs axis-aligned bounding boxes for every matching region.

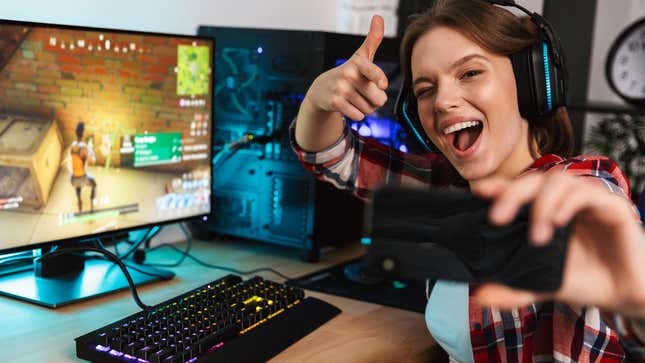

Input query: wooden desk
[0,236,438,362]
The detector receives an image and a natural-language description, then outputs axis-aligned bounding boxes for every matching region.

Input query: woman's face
[411,26,534,183]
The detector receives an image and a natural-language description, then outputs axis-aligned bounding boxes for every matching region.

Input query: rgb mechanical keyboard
[75,274,341,363]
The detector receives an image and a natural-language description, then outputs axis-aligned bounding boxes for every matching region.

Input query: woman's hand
[303,15,389,121]
[295,15,390,152]
[472,172,645,317]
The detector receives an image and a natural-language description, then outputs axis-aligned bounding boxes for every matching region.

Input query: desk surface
[0,236,438,362]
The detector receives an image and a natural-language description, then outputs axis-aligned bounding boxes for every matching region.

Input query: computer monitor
[0,19,214,307]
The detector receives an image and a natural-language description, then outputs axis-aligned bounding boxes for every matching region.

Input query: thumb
[355,15,384,61]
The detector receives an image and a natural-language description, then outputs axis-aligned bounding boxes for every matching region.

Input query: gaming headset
[394,0,568,152]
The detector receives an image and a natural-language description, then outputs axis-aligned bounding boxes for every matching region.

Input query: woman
[291,0,645,361]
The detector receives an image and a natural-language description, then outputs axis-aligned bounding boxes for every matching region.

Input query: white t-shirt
[425,280,474,363]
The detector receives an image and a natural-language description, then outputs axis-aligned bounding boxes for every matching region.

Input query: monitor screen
[0,20,213,252]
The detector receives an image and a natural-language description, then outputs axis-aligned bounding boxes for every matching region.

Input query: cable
[212,131,282,168]
[81,254,173,280]
[89,235,173,280]
[144,243,293,281]
[117,227,156,260]
[113,238,121,256]
[144,224,193,268]
[93,237,108,251]
[211,136,247,168]
[36,246,152,312]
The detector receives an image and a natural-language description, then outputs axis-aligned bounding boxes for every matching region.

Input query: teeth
[443,120,481,135]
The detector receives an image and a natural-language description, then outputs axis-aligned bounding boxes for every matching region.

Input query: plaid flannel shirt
[290,120,645,362]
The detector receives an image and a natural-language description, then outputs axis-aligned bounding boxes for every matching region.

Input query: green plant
[585,113,644,202]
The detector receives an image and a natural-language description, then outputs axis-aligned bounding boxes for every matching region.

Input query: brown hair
[400,0,574,158]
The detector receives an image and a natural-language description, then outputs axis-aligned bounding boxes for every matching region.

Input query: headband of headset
[394,0,568,152]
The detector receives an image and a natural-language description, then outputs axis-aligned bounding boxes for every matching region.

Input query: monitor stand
[0,250,174,308]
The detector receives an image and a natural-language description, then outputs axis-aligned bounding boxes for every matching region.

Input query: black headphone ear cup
[530,42,552,117]
[482,1,568,120]
[510,41,564,122]
[545,42,567,109]
[529,13,568,89]
[510,46,538,121]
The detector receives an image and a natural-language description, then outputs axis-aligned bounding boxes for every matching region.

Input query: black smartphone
[362,185,571,292]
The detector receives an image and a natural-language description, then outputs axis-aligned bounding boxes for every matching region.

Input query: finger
[353,56,389,90]
[488,173,544,226]
[529,173,577,245]
[331,96,365,121]
[551,189,585,229]
[473,283,550,309]
[352,75,388,108]
[355,15,384,61]
[346,88,378,116]
[552,181,632,230]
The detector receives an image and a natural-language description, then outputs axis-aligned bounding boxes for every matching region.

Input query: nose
[433,82,460,115]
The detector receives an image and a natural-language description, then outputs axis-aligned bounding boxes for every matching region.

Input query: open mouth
[444,120,483,154]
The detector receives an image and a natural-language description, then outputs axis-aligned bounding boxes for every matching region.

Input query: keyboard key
[96,332,109,345]
[149,348,173,363]
[125,341,143,355]
[195,323,238,354]
[161,355,181,363]
[135,345,154,360]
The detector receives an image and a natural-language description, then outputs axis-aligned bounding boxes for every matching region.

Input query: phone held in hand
[362,185,572,292]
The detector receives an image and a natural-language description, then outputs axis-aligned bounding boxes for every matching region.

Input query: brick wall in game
[0,25,211,170]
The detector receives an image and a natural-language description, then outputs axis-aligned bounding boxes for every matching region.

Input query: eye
[460,70,482,79]
[414,87,435,99]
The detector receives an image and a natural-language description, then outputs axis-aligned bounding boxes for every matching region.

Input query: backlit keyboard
[75,274,340,363]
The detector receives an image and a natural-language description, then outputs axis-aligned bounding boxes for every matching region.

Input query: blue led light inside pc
[357,124,372,137]
[336,58,410,153]
[349,115,409,152]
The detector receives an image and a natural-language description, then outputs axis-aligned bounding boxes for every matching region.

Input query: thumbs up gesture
[305,15,390,121]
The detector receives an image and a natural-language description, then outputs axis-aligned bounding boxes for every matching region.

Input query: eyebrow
[412,53,489,86]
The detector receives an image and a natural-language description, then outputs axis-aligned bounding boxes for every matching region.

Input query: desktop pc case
[197,27,409,261]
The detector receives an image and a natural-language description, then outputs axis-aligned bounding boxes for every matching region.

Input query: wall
[2,0,545,39]
[587,0,645,104]
[583,0,644,196]
[0,0,395,36]
[510,0,544,15]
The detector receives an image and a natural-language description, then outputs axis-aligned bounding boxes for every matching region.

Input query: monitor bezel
[0,18,215,255]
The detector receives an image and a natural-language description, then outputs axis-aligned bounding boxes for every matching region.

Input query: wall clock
[606,17,645,108]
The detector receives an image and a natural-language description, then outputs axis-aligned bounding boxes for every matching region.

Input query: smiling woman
[398,1,573,185]
[291,0,645,361]
[411,27,531,182]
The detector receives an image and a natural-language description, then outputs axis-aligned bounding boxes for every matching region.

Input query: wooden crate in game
[0,114,63,208]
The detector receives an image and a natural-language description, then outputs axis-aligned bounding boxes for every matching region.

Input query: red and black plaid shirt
[291,121,645,362]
